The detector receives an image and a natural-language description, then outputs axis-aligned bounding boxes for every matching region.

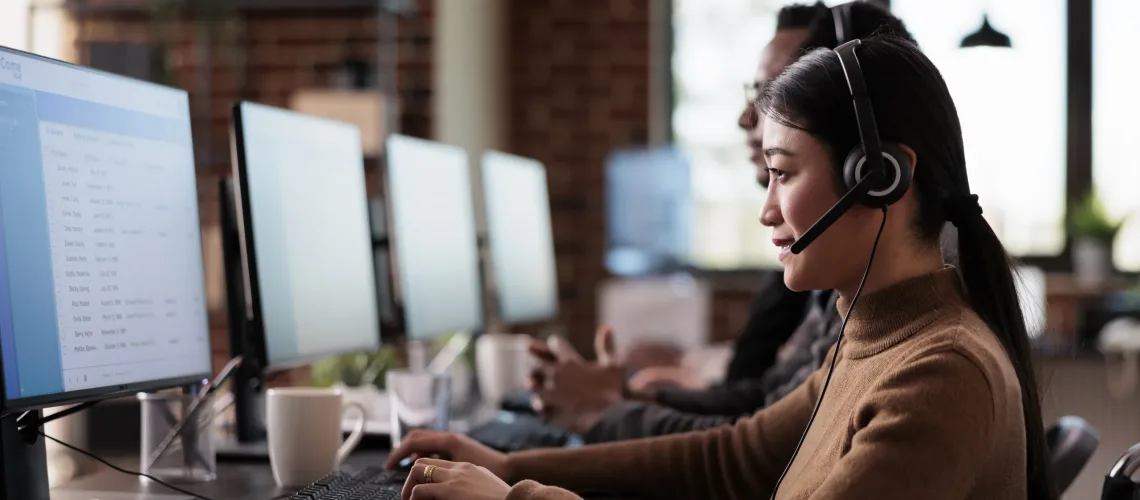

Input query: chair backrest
[1102,443,1140,500]
[1047,416,1100,494]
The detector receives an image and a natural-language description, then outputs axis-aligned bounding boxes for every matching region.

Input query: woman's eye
[766,167,787,180]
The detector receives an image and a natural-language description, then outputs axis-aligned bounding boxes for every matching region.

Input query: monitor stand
[215,363,271,462]
[217,176,271,463]
[214,438,270,462]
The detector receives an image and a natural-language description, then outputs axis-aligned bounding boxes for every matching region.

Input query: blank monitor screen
[386,135,483,339]
[233,102,380,366]
[481,151,558,323]
[0,46,211,409]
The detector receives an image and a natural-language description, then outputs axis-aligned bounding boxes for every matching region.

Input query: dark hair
[800,1,917,51]
[777,3,828,31]
[757,36,1056,499]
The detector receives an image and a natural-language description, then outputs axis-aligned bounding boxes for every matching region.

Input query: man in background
[528,1,916,442]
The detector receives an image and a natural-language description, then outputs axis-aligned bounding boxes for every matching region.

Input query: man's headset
[787,2,912,255]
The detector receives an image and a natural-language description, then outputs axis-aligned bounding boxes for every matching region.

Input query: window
[892,0,1068,257]
[0,1,29,51]
[672,0,853,270]
[0,0,69,62]
[1093,0,1140,272]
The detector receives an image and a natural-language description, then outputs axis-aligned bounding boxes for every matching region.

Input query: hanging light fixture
[960,14,1012,48]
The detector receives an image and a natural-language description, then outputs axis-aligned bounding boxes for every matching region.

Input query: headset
[770,4,911,498]
[787,2,912,255]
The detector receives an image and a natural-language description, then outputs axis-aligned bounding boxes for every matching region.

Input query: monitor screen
[481,151,558,323]
[386,135,483,339]
[233,101,380,367]
[0,47,211,409]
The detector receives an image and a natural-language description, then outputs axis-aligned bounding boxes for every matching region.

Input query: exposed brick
[507,0,651,357]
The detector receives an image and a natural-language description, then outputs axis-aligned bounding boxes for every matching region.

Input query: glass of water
[386,369,451,447]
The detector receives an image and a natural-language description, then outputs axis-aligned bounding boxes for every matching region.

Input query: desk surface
[54,451,391,500]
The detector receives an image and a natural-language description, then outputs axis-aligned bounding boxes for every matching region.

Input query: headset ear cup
[879,142,912,205]
[843,147,867,193]
[842,143,912,207]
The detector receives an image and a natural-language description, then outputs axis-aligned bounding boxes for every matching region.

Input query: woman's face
[759,118,896,292]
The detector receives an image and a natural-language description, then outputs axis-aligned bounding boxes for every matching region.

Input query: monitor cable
[770,206,888,499]
[38,430,215,500]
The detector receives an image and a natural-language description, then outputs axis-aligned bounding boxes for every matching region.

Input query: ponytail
[954,212,1057,500]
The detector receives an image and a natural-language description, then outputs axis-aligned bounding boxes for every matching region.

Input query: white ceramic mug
[266,387,367,487]
[475,333,535,405]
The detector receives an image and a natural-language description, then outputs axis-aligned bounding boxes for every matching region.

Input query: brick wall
[506,0,652,355]
[69,1,434,370]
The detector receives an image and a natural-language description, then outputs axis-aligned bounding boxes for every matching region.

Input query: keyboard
[466,412,579,452]
[285,466,407,500]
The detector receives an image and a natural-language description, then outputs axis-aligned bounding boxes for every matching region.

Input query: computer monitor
[0,45,211,498]
[223,102,381,449]
[481,151,559,323]
[604,145,693,276]
[231,101,380,368]
[385,134,484,340]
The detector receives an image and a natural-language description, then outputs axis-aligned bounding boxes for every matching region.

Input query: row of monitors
[0,45,557,415]
[234,102,559,370]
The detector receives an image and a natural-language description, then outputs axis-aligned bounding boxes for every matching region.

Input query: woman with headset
[384,35,1055,500]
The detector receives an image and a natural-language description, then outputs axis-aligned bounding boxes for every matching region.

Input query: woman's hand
[384,430,509,480]
[402,458,511,500]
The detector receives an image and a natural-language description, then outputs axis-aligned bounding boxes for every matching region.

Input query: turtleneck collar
[836,266,966,358]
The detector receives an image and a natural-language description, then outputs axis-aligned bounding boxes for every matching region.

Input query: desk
[54,451,390,500]
[54,451,637,500]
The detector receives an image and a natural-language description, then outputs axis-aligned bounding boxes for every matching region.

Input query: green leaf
[1068,191,1125,240]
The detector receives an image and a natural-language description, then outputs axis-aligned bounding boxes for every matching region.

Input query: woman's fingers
[403,459,459,500]
[385,431,452,469]
[408,482,446,500]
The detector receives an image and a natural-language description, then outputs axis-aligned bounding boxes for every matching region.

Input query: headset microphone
[788,167,883,254]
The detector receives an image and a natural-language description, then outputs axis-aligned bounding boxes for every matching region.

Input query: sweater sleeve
[650,378,772,417]
[504,361,825,500]
[803,349,997,499]
[505,480,585,500]
[581,400,742,444]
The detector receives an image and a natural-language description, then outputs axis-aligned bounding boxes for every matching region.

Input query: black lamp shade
[960,15,1012,48]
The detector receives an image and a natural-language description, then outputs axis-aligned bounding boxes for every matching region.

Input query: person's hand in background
[527,326,631,433]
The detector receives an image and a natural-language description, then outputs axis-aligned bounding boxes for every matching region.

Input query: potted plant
[310,346,397,390]
[1068,191,1125,286]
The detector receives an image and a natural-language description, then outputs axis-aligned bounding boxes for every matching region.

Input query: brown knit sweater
[503,266,1027,500]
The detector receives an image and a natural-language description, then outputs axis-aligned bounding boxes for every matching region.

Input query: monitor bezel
[0,44,213,415]
[229,100,382,373]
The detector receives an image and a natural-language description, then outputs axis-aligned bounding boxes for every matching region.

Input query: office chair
[1103,443,1140,500]
[1046,416,1099,494]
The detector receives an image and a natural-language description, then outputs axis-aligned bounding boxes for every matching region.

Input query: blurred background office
[2,0,1138,498]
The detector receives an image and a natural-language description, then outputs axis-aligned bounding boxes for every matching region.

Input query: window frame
[664,0,1100,274]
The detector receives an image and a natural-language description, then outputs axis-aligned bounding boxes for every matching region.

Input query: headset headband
[833,39,886,180]
[832,2,854,45]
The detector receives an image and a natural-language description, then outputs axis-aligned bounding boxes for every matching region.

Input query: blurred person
[526,1,915,443]
[387,33,1055,500]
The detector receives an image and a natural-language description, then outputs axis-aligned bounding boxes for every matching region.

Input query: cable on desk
[39,431,215,500]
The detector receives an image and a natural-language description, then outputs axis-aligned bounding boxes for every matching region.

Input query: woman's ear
[897,144,918,173]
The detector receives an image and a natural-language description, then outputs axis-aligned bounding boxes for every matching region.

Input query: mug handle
[336,402,368,465]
